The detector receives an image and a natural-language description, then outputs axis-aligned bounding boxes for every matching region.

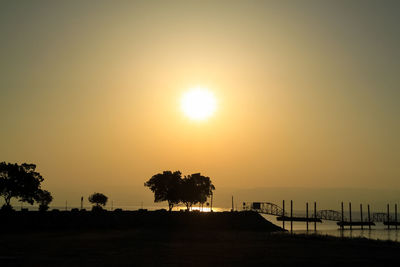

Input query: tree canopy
[145,171,215,211]
[144,171,182,211]
[0,162,46,209]
[88,192,108,207]
[181,173,215,210]
[35,189,53,211]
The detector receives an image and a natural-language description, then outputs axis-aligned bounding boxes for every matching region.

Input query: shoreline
[0,210,283,232]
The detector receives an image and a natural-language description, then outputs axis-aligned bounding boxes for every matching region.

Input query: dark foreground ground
[0,211,399,266]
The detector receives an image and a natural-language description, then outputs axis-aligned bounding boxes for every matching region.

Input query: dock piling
[282,200,285,230]
[360,204,363,230]
[395,204,398,230]
[314,202,317,231]
[341,202,344,230]
[306,202,309,231]
[368,204,371,230]
[387,204,390,230]
[290,200,293,234]
[349,202,352,231]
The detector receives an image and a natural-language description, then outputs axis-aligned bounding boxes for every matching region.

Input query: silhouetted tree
[35,189,53,211]
[194,173,215,206]
[180,176,196,210]
[0,162,44,209]
[144,171,182,211]
[88,192,108,210]
[180,173,215,211]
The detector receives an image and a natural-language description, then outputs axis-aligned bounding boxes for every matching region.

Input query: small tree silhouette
[35,189,53,211]
[88,192,108,211]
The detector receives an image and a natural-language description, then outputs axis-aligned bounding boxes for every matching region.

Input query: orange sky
[1,1,399,209]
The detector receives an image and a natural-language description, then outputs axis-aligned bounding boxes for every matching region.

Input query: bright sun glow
[181,87,217,120]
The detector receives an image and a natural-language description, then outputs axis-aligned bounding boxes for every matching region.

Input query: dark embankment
[0,210,282,232]
[1,210,399,266]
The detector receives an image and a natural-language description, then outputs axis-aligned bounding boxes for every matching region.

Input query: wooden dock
[337,221,375,227]
[383,221,400,226]
[243,200,400,231]
[277,216,321,222]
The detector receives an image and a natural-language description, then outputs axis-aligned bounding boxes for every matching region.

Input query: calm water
[261,213,400,242]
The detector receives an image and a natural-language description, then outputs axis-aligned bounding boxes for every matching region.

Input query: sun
[181,87,217,120]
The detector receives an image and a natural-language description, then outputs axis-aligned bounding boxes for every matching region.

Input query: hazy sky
[1,1,399,208]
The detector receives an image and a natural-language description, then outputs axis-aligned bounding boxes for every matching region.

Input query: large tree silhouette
[144,171,182,211]
[180,173,215,211]
[0,162,44,209]
[145,171,215,211]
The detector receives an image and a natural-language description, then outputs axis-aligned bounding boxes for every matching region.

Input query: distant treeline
[1,162,215,212]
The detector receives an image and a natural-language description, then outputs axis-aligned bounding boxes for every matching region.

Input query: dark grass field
[1,229,400,266]
[0,211,399,266]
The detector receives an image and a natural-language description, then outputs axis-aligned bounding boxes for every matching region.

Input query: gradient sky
[1,1,399,208]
